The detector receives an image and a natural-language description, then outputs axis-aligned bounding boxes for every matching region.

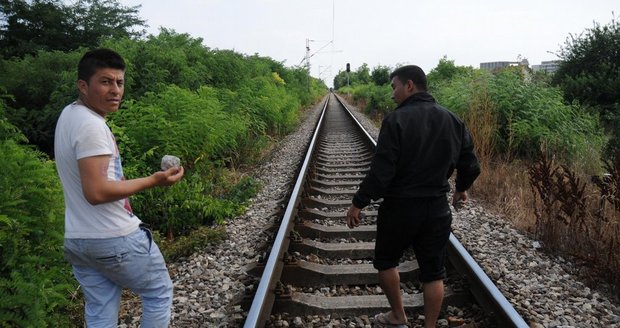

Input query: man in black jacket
[347,65,480,328]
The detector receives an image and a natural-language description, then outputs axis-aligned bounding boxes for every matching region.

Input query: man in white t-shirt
[54,48,184,328]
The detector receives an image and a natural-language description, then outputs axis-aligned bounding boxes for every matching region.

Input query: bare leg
[378,268,407,323]
[422,279,444,328]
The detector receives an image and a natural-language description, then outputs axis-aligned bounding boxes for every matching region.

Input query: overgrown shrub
[108,85,266,238]
[340,62,604,170]
[0,104,78,327]
[0,50,82,155]
[0,30,327,159]
[431,66,605,170]
[488,68,604,167]
[339,84,392,119]
[554,17,620,156]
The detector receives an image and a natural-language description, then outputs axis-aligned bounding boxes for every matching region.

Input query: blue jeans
[64,226,173,328]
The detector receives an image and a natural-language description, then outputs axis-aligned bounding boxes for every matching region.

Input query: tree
[333,63,374,89]
[371,65,391,86]
[333,69,349,90]
[0,0,146,59]
[355,63,371,85]
[69,0,146,47]
[427,56,473,88]
[0,49,81,155]
[553,16,620,155]
[0,0,69,58]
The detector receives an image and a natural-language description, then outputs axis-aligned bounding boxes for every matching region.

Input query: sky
[117,0,618,87]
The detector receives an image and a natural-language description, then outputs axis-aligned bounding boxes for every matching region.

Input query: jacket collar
[396,92,436,109]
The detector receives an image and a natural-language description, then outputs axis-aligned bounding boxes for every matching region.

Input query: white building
[480,59,530,70]
[531,60,561,73]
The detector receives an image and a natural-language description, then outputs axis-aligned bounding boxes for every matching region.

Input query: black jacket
[352,92,480,208]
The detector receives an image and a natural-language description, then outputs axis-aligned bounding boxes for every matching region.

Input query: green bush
[111,85,249,165]
[430,66,604,169]
[0,50,82,155]
[0,104,78,327]
[339,60,605,171]
[101,30,213,97]
[0,31,327,159]
[554,17,620,126]
[107,78,293,237]
[127,160,260,239]
[237,76,301,136]
[108,85,259,236]
[339,83,393,118]
[488,68,604,166]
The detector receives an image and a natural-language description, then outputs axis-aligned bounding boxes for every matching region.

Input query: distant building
[480,59,530,70]
[480,61,515,70]
[531,60,561,73]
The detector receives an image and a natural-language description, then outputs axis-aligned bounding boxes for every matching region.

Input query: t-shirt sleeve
[74,119,113,160]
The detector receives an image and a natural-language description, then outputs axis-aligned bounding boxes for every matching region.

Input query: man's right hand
[346,205,362,229]
[153,166,184,186]
[79,155,185,205]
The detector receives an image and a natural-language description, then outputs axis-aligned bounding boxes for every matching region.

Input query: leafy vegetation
[0,97,79,326]
[339,83,392,120]
[553,16,620,156]
[433,64,604,169]
[338,58,605,170]
[0,50,81,154]
[0,1,327,325]
[0,0,145,59]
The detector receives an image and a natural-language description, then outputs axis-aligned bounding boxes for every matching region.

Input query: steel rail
[448,234,529,327]
[243,96,329,328]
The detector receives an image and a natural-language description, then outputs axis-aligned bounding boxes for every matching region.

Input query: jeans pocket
[91,246,129,265]
[142,226,153,253]
[64,239,84,265]
[128,228,152,255]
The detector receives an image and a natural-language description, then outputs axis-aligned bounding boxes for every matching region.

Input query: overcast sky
[117,0,618,87]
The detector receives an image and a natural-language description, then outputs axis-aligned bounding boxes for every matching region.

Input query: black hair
[77,48,125,83]
[389,65,427,91]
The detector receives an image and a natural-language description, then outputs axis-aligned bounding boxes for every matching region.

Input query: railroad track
[243,94,528,327]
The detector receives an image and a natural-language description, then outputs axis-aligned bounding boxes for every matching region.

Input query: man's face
[390,76,414,105]
[78,68,125,117]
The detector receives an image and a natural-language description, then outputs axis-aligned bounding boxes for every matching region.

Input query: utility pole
[305,38,312,72]
[305,38,312,91]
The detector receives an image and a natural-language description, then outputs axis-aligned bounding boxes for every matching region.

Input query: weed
[156,226,227,262]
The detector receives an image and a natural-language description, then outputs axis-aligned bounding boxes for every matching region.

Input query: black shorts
[373,196,452,282]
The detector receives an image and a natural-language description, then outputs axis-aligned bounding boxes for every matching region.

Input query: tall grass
[462,82,496,178]
[528,153,620,291]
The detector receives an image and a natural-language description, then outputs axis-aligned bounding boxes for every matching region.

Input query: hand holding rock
[161,155,181,171]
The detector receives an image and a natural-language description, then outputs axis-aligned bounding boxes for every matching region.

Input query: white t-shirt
[54,102,140,238]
